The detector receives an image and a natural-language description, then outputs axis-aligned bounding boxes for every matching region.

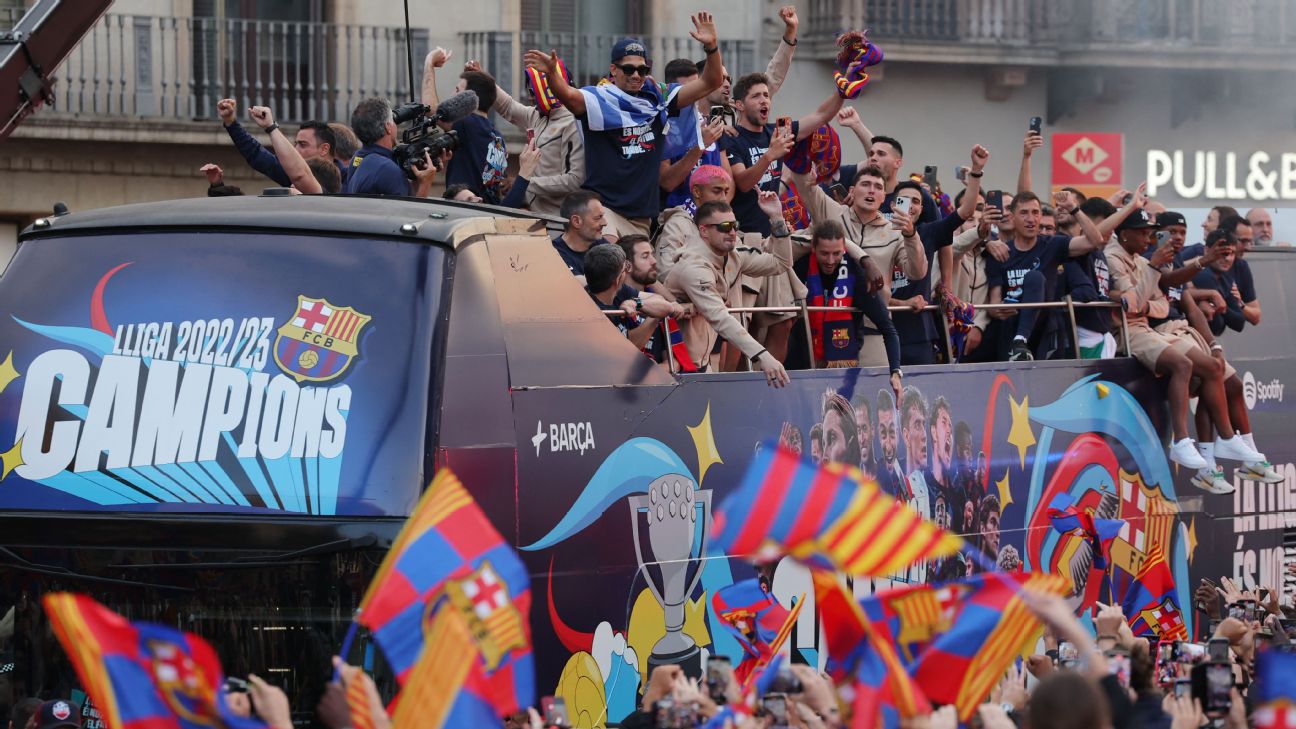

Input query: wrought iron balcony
[803,0,1296,68]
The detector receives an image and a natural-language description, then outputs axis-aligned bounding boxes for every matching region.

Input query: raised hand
[701,116,726,147]
[248,105,275,129]
[1022,131,1044,157]
[426,46,452,69]
[689,11,718,48]
[971,144,990,172]
[837,106,864,129]
[779,5,799,35]
[757,189,784,220]
[523,49,559,76]
[200,163,224,186]
[463,59,483,73]
[518,138,541,179]
[764,126,796,161]
[217,98,237,125]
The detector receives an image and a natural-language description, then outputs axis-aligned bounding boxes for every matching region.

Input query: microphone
[430,90,479,125]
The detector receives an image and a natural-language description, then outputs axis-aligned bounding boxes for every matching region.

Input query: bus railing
[608,298,1130,375]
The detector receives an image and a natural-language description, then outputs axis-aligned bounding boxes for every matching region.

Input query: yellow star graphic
[1186,517,1198,565]
[1007,394,1035,469]
[996,471,1014,511]
[1,436,24,481]
[0,351,19,395]
[687,402,723,485]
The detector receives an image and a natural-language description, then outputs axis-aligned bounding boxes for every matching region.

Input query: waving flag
[711,579,804,687]
[1254,650,1296,729]
[910,572,1068,721]
[1120,543,1187,641]
[813,572,928,729]
[355,469,534,719]
[711,445,962,576]
[42,593,267,729]
[1046,492,1125,569]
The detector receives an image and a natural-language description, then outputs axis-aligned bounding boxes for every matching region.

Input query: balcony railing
[20,12,429,125]
[804,0,1295,51]
[460,31,756,106]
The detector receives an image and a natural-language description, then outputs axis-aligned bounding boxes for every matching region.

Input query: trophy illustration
[627,474,712,679]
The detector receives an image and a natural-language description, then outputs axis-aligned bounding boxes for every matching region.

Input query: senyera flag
[711,444,962,576]
[42,593,267,729]
[352,468,534,723]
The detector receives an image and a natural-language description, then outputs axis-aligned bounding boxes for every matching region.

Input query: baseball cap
[611,38,649,63]
[1116,209,1156,232]
[1156,211,1187,228]
[34,700,80,729]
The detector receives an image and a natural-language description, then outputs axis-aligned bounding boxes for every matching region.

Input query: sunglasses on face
[704,221,740,233]
[617,63,652,77]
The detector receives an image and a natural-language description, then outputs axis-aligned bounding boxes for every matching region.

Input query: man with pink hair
[655,164,738,276]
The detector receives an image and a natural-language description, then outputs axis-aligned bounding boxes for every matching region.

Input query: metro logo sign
[1052,132,1122,197]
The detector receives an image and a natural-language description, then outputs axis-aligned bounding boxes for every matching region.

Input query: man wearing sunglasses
[525,13,726,239]
[665,191,793,387]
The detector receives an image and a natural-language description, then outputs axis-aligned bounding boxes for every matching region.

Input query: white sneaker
[1237,460,1284,484]
[1169,439,1209,470]
[1191,468,1235,495]
[1215,436,1264,463]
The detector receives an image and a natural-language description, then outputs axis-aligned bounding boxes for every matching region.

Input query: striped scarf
[579,78,681,133]
[524,58,570,116]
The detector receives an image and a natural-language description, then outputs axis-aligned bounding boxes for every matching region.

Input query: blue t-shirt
[662,143,724,212]
[1183,243,1256,303]
[891,210,965,344]
[445,114,507,204]
[985,234,1072,303]
[577,90,681,220]
[883,187,940,226]
[1061,251,1111,334]
[1191,266,1247,336]
[343,144,409,196]
[722,121,800,236]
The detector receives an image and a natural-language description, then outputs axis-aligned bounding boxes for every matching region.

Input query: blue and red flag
[711,445,961,576]
[711,578,803,687]
[1046,492,1124,569]
[355,469,534,721]
[813,572,929,729]
[1254,649,1296,729]
[665,317,697,372]
[909,571,1068,721]
[42,593,267,729]
[1119,543,1187,641]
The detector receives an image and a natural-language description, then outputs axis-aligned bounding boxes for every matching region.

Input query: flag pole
[334,619,359,682]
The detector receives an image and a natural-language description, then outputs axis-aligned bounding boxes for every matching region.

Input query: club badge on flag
[42,593,267,729]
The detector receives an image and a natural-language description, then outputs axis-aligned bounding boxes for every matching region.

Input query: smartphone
[762,693,789,728]
[1203,663,1232,714]
[1058,641,1079,662]
[923,165,938,188]
[1029,116,1043,135]
[1106,649,1131,688]
[223,677,249,694]
[1174,678,1193,699]
[987,189,1004,212]
[828,183,847,203]
[710,104,727,119]
[1155,230,1171,248]
[776,116,791,135]
[955,165,969,183]
[1280,618,1296,639]
[892,194,912,216]
[526,128,536,144]
[706,656,733,704]
[1228,600,1258,622]
[1207,637,1229,663]
[541,696,568,727]
[1176,642,1207,665]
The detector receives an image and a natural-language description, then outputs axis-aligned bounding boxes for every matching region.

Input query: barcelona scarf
[833,31,884,99]
[354,469,534,724]
[785,124,843,184]
[664,316,697,372]
[805,255,858,367]
[42,593,268,729]
[525,58,570,116]
[1045,492,1124,570]
[711,445,962,576]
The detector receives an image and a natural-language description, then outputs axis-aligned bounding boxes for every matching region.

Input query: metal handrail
[607,299,1132,374]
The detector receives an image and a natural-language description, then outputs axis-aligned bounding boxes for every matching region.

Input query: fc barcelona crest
[274,295,371,382]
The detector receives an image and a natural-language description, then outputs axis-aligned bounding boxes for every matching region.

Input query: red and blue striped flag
[665,317,697,372]
[711,579,803,687]
[1046,492,1124,569]
[711,445,962,575]
[1254,650,1296,729]
[42,593,267,729]
[355,469,534,724]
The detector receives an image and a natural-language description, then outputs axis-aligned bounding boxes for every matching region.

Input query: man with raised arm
[524,13,726,238]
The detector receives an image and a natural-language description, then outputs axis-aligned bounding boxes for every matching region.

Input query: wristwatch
[891,368,904,379]
[750,348,768,365]
[264,122,280,134]
[634,296,644,313]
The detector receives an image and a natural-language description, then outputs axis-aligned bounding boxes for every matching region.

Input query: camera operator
[343,98,414,196]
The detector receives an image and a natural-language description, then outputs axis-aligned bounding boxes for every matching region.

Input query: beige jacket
[1104,239,1171,332]
[665,233,794,369]
[492,87,584,217]
[952,227,992,331]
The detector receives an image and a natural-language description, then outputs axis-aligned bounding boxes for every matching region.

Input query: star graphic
[1007,394,1035,469]
[687,402,723,485]
[1,436,24,481]
[1186,517,1198,565]
[996,471,1014,511]
[0,351,18,395]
